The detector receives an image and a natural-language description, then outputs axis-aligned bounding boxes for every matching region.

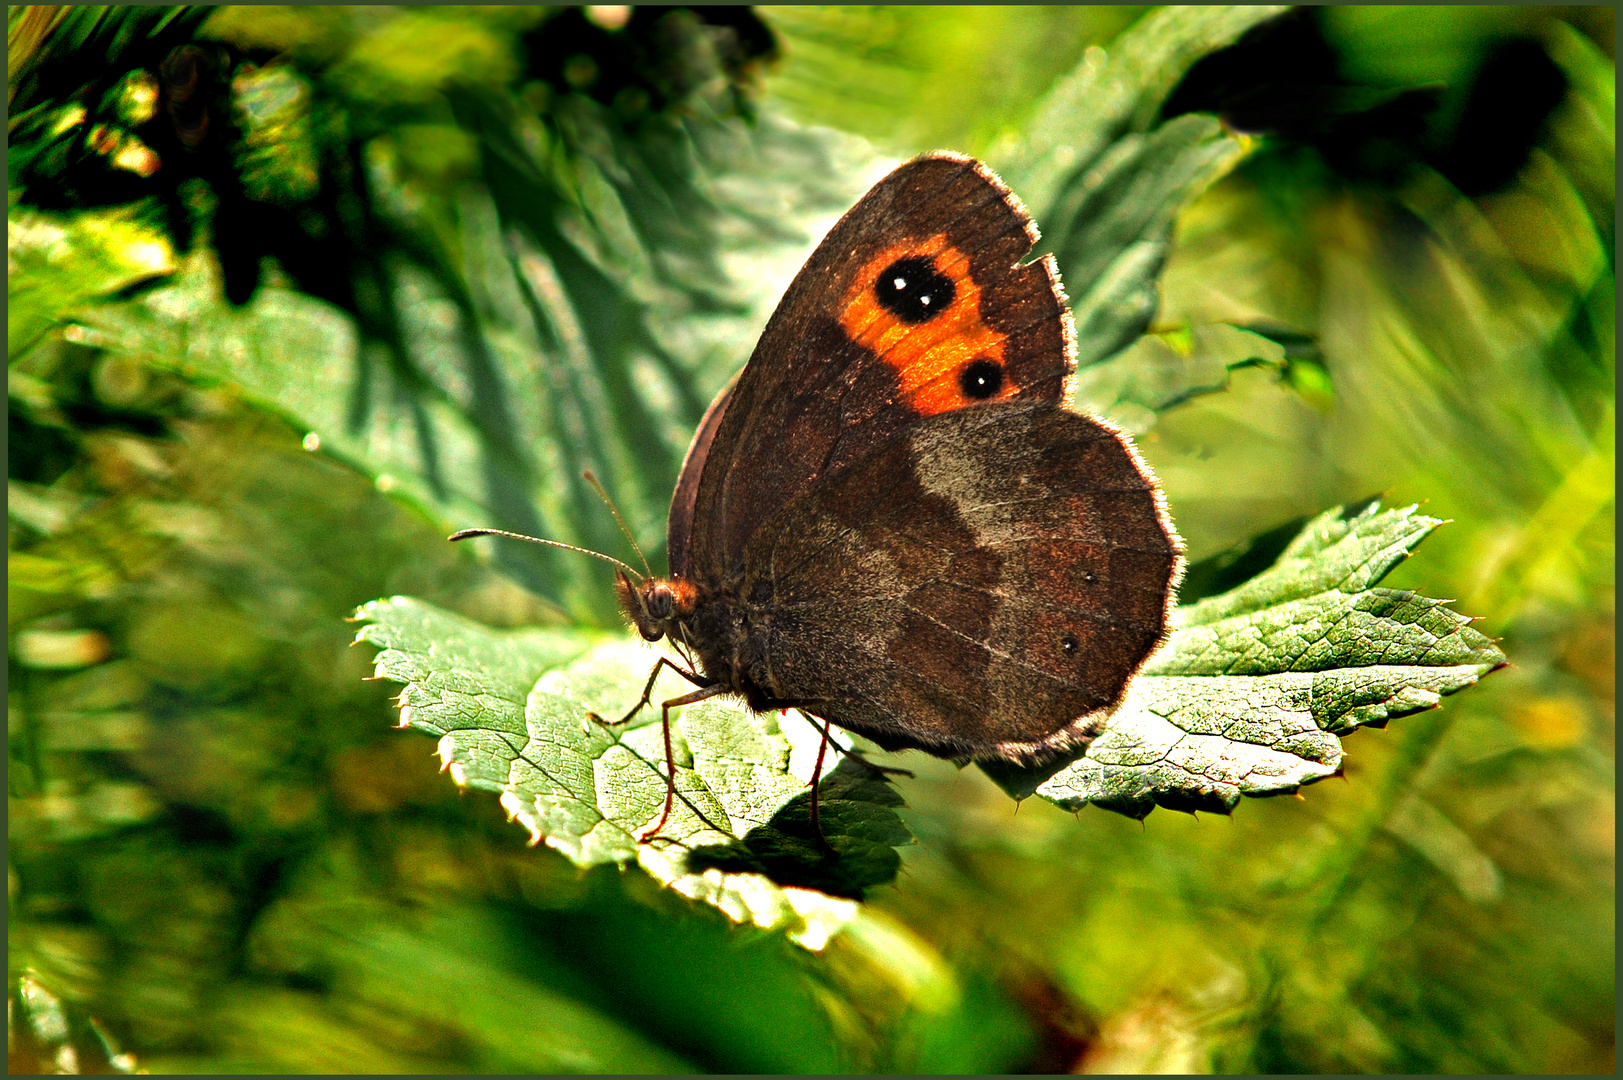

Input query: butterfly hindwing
[737,401,1179,762]
[673,154,1074,583]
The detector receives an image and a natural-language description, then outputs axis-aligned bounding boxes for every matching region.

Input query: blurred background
[8,5,1612,1073]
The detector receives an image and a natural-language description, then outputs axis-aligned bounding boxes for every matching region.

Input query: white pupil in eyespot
[892,276,906,290]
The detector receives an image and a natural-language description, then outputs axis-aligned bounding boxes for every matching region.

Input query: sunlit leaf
[762,7,1143,158]
[354,596,885,944]
[988,7,1287,372]
[1072,322,1288,434]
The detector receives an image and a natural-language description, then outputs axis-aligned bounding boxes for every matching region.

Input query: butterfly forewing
[673,154,1074,583]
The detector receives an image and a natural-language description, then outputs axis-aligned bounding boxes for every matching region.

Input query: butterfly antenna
[582,469,652,579]
[447,528,644,582]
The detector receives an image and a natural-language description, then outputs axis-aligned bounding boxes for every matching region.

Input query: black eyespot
[1061,635,1080,657]
[1082,570,1097,585]
[874,255,955,324]
[959,358,1004,399]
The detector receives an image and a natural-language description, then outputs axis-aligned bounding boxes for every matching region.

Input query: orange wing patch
[838,235,1016,415]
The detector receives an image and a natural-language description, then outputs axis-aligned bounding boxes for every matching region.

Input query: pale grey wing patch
[751,514,1077,721]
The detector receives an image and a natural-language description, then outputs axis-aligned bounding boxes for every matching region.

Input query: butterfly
[460,153,1182,843]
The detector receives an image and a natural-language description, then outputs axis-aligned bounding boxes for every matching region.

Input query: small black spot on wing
[959,358,1004,399]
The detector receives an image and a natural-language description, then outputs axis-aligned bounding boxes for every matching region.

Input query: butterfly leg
[757,701,844,854]
[640,683,729,844]
[590,655,711,728]
[807,724,835,853]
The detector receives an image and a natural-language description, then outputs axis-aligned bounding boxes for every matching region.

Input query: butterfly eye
[1061,635,1081,657]
[645,587,674,620]
[958,358,1004,400]
[875,255,955,324]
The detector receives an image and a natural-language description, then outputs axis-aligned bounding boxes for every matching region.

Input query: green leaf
[8,6,207,114]
[353,596,906,946]
[685,759,911,900]
[241,854,700,1074]
[997,5,1288,211]
[1542,20,1614,252]
[1071,322,1290,433]
[1040,114,1255,370]
[988,7,1288,372]
[1023,503,1507,818]
[760,7,1142,158]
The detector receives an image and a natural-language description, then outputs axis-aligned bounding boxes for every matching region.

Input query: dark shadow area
[1164,8,1569,196]
[685,757,909,900]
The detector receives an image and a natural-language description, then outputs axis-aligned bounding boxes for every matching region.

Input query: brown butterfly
[460,153,1182,842]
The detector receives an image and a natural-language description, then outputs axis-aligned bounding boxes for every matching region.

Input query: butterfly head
[616,569,698,643]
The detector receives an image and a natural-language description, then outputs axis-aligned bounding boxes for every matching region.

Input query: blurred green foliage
[9,5,1613,1075]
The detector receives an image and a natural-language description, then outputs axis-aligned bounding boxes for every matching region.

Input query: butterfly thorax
[618,570,784,709]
